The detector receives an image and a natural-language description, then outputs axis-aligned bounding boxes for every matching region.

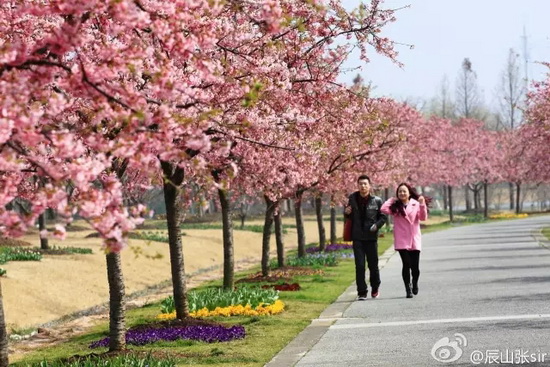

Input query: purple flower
[89,325,245,348]
[306,244,353,253]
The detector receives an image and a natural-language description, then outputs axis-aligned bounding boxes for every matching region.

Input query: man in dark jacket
[344,175,387,300]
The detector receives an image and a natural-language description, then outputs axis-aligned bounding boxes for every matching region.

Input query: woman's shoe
[412,284,418,295]
[405,284,413,298]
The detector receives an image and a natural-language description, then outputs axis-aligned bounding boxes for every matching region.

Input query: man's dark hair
[357,175,370,183]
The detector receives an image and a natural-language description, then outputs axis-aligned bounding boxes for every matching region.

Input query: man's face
[357,179,370,196]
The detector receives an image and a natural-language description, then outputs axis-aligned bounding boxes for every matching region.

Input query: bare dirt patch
[0,237,32,247]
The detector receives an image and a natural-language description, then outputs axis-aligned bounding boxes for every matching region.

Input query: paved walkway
[266,215,550,367]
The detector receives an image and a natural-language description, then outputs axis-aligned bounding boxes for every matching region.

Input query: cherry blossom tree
[0,0,314,362]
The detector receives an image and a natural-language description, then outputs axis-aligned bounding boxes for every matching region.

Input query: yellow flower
[157,300,286,319]
[489,213,529,219]
[156,312,176,320]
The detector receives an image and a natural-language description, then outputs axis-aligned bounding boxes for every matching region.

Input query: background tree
[496,48,526,210]
[456,57,484,211]
[429,75,456,210]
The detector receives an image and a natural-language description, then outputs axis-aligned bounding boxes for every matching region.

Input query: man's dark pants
[353,240,380,296]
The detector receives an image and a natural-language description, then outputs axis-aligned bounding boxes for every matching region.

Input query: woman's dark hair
[389,182,432,217]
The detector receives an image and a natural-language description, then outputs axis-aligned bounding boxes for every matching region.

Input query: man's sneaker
[357,294,368,301]
[371,289,379,298]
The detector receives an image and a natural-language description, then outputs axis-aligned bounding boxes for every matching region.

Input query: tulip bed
[26,353,176,367]
[158,287,285,319]
[0,247,42,263]
[275,253,339,267]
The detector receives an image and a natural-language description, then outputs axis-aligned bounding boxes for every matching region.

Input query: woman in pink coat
[381,183,429,299]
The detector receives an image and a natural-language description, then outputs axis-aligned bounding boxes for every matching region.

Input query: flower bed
[306,244,353,253]
[489,213,529,219]
[89,324,245,348]
[158,300,285,319]
[158,287,285,319]
[0,247,42,264]
[279,253,339,267]
[262,283,301,291]
[26,352,176,367]
[237,267,325,283]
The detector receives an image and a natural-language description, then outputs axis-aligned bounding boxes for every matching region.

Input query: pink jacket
[381,198,428,251]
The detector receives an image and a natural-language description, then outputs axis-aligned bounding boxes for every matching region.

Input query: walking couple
[344,175,429,300]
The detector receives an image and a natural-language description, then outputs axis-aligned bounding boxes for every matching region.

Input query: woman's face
[397,185,410,203]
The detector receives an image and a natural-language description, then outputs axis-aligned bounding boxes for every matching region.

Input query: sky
[338,0,550,110]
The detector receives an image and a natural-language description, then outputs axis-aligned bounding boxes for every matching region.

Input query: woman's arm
[418,196,428,221]
[380,197,395,215]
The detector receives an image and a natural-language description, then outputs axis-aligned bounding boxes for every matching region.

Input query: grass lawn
[12,213,540,366]
[542,227,550,242]
[14,258,362,367]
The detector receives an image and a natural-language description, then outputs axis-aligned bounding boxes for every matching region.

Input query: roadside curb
[264,246,396,367]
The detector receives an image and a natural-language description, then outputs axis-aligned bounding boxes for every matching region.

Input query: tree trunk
[38,212,49,250]
[106,252,126,351]
[442,184,448,210]
[262,195,276,276]
[161,160,188,319]
[476,184,483,210]
[330,199,337,245]
[294,190,306,257]
[509,182,515,210]
[274,202,285,268]
[315,195,326,251]
[0,282,9,367]
[448,185,454,222]
[483,181,489,218]
[240,203,247,229]
[104,158,130,352]
[384,188,390,201]
[515,182,521,214]
[218,189,234,290]
[465,185,471,212]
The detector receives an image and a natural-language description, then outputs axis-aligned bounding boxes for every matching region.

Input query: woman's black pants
[398,250,420,286]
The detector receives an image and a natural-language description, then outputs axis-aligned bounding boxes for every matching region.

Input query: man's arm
[375,197,388,229]
[344,194,353,219]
